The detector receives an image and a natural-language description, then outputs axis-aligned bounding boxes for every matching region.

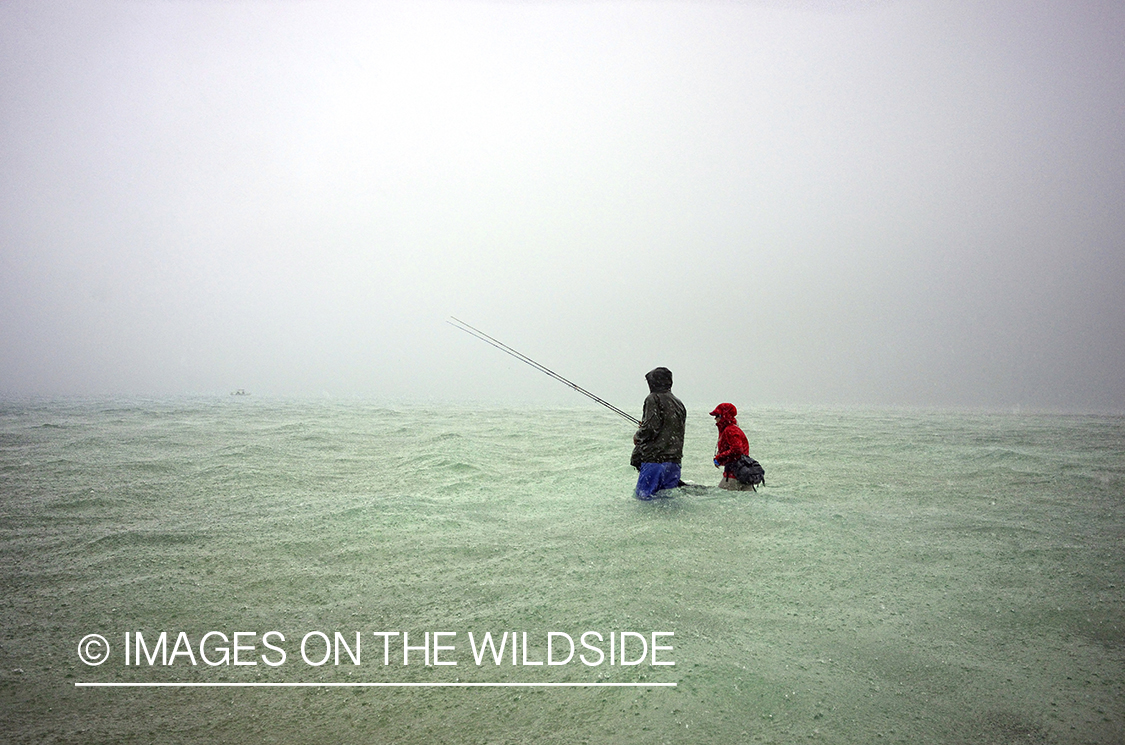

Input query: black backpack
[730,455,765,487]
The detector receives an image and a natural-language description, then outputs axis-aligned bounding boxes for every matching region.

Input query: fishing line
[447,317,640,426]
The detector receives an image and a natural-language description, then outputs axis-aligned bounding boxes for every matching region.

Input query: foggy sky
[2,0,1123,412]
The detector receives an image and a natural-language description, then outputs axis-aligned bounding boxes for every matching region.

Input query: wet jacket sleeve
[714,425,749,466]
[634,394,663,446]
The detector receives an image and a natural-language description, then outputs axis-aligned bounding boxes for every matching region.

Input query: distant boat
[231,389,251,396]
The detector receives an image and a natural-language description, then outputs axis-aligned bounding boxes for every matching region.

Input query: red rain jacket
[710,403,749,478]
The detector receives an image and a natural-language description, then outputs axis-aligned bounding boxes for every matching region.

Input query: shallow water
[1,398,1122,743]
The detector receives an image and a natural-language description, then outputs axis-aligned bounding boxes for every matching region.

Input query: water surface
[1,398,1121,743]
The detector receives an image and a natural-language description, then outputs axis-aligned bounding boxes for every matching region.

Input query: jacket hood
[645,367,674,393]
[710,402,737,428]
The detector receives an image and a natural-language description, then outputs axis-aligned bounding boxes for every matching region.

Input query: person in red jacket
[710,402,755,491]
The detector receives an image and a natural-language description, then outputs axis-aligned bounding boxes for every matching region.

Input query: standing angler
[630,367,687,500]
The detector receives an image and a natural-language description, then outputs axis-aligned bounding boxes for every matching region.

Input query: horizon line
[76,681,675,688]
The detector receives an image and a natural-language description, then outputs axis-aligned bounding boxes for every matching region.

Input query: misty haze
[2,0,1122,411]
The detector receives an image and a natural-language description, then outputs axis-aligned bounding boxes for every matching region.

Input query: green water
[1,398,1122,743]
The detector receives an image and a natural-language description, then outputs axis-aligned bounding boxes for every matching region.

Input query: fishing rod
[447,317,641,426]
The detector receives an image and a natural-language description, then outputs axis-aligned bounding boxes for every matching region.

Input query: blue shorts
[635,462,682,500]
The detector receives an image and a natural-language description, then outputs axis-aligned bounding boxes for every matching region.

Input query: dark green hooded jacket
[630,367,686,468]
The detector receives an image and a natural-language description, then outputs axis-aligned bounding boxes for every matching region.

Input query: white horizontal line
[76,681,675,688]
